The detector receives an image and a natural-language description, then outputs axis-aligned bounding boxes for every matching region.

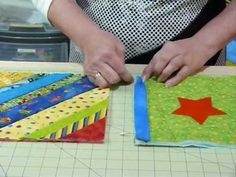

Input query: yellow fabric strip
[100,107,107,119]
[0,72,33,87]
[67,123,74,136]
[55,129,62,139]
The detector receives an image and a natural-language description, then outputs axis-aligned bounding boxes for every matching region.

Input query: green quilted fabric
[146,75,236,146]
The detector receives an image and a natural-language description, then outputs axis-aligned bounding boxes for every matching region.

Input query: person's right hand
[81,29,133,88]
[47,0,132,88]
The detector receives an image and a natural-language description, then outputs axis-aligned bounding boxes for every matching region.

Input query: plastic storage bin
[0,23,69,62]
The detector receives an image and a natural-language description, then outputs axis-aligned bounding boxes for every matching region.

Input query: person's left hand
[142,38,215,87]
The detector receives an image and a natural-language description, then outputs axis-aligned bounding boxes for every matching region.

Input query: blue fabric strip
[50,132,56,139]
[0,76,96,128]
[134,76,150,142]
[72,121,79,132]
[0,73,70,104]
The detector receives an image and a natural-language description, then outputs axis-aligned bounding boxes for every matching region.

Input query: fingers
[165,66,190,87]
[88,72,108,88]
[81,29,134,87]
[142,39,205,87]
[142,50,179,81]
[142,59,155,81]
[87,64,120,88]
[85,58,132,88]
[142,41,179,81]
[106,57,133,84]
[158,56,183,82]
[100,63,121,85]
[143,56,189,88]
[116,66,133,84]
[95,63,121,88]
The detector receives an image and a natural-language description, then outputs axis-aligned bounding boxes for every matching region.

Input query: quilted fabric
[0,72,109,143]
[134,75,236,147]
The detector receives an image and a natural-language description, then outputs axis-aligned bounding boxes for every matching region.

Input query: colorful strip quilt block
[0,72,110,143]
[134,75,236,147]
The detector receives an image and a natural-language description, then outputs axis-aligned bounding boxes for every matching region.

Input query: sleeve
[31,0,53,20]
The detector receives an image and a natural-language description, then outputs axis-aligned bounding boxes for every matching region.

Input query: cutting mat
[0,62,235,177]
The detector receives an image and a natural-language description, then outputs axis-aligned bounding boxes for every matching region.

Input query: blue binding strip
[134,76,150,142]
[0,73,71,104]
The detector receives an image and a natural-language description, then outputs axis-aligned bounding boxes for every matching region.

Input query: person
[32,0,236,88]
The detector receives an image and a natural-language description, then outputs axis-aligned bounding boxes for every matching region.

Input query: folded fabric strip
[0,73,47,93]
[0,73,71,104]
[0,76,96,128]
[134,76,150,142]
[0,74,81,112]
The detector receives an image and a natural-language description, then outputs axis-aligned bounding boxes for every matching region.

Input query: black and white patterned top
[70,0,208,62]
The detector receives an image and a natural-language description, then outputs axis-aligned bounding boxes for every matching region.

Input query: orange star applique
[172,97,226,125]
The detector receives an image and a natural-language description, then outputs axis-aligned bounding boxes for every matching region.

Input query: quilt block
[134,75,236,147]
[0,72,109,143]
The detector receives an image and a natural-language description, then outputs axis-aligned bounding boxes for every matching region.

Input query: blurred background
[0,0,69,62]
[0,0,46,23]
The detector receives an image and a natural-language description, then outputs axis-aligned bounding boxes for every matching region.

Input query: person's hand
[46,0,132,88]
[142,38,215,87]
[81,29,133,88]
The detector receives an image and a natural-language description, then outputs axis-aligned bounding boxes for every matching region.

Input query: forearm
[48,0,99,49]
[193,0,236,55]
